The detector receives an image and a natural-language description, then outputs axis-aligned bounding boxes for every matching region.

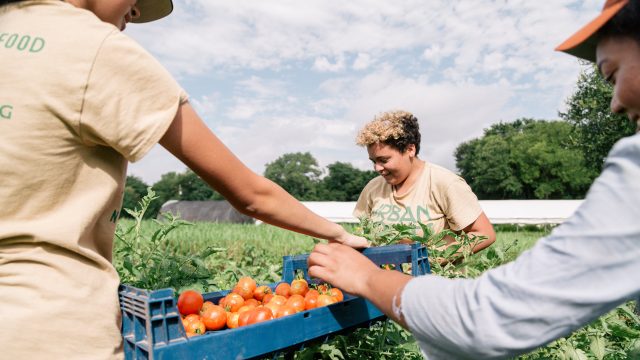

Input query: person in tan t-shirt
[0,1,366,359]
[353,110,495,254]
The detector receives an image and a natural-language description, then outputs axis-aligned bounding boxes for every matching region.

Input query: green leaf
[589,335,606,360]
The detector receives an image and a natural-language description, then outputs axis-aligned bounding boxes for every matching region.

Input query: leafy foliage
[455,119,593,199]
[114,187,224,292]
[264,152,323,200]
[317,162,378,201]
[560,64,636,178]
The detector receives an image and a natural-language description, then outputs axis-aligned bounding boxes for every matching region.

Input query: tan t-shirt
[0,2,187,359]
[354,162,482,234]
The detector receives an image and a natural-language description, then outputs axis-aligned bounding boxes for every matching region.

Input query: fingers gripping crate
[119,243,430,360]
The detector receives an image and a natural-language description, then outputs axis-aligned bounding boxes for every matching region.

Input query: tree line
[124,65,636,218]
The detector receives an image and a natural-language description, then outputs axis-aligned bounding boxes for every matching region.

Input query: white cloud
[124,0,603,184]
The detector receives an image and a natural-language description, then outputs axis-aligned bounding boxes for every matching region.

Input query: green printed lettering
[5,33,17,48]
[0,105,12,120]
[110,210,119,223]
[399,207,416,222]
[416,205,432,221]
[387,205,402,222]
[16,35,30,51]
[0,33,45,53]
[30,37,45,53]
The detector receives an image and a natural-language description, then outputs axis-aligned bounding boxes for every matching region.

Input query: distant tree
[264,152,321,200]
[178,170,223,201]
[560,65,635,178]
[317,162,378,201]
[455,119,592,199]
[122,175,150,218]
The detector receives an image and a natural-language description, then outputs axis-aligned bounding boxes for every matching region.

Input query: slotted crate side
[119,243,430,360]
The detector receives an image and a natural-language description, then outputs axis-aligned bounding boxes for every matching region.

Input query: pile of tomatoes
[178,277,344,337]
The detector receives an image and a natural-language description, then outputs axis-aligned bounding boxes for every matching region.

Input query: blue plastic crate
[119,243,430,360]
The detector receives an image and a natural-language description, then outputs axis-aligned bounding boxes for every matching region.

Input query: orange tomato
[275,282,291,297]
[234,276,257,300]
[304,294,318,310]
[316,294,337,307]
[290,278,309,297]
[316,284,329,294]
[253,285,272,302]
[200,300,215,315]
[276,304,297,318]
[177,290,204,316]
[262,293,275,304]
[269,295,288,306]
[263,302,281,317]
[329,288,344,302]
[244,298,260,308]
[201,305,227,331]
[285,294,305,312]
[184,318,206,337]
[226,311,240,329]
[223,293,245,312]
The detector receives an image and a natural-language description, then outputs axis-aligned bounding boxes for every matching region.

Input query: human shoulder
[425,162,465,188]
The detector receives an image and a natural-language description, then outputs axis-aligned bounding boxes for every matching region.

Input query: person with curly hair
[354,110,496,254]
[309,1,640,359]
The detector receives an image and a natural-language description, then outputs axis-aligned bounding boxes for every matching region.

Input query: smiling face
[596,36,640,133]
[367,142,415,186]
[67,0,138,31]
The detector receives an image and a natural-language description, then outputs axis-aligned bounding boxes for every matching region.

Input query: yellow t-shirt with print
[354,162,482,234]
[0,1,187,359]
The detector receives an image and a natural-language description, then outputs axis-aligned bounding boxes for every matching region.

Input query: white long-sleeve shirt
[401,133,640,360]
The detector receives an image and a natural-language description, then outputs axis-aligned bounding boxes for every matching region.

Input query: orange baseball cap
[555,0,629,61]
[131,0,174,24]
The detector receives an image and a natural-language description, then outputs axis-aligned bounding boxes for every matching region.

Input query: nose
[610,94,625,115]
[374,163,384,172]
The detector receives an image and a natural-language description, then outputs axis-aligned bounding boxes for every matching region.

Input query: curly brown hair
[355,110,421,155]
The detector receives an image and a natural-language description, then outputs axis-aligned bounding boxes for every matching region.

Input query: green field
[113,218,639,359]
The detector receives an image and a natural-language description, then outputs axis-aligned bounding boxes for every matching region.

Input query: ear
[406,144,416,157]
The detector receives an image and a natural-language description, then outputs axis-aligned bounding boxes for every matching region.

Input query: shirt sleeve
[79,30,188,162]
[401,134,640,360]
[438,176,482,231]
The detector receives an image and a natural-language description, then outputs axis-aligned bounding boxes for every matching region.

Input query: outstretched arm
[159,102,367,247]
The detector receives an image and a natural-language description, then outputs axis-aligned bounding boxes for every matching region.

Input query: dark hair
[598,0,640,43]
[384,113,421,155]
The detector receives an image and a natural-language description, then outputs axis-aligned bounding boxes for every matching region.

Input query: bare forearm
[356,267,413,328]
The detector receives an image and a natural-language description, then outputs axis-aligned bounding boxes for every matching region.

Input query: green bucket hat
[132,0,174,24]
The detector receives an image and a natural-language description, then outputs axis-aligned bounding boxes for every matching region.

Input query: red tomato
[201,305,227,331]
[244,298,260,308]
[316,294,337,307]
[253,285,272,302]
[285,294,305,313]
[238,308,255,327]
[200,301,215,315]
[248,307,274,325]
[290,278,309,297]
[177,290,204,316]
[329,288,344,302]
[223,293,245,312]
[275,282,291,297]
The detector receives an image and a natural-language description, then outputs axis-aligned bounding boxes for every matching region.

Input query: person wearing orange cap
[308,1,640,358]
[0,1,367,358]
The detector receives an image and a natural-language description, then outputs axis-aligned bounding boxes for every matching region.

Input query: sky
[126,0,603,184]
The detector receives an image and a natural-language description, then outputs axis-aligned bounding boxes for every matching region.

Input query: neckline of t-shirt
[392,162,429,199]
